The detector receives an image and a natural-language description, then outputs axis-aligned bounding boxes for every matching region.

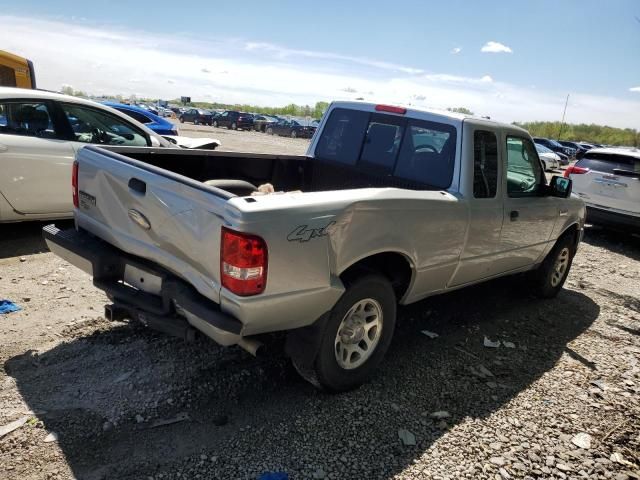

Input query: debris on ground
[398,429,416,446]
[483,336,501,348]
[429,411,451,419]
[0,299,21,314]
[571,432,592,449]
[149,412,190,429]
[43,431,59,443]
[420,330,439,339]
[0,416,30,437]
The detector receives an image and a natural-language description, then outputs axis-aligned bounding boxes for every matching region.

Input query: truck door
[450,127,505,286]
[497,135,558,270]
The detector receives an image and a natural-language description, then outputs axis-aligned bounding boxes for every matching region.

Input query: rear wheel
[530,233,576,298]
[179,117,184,123]
[213,120,218,128]
[266,127,273,135]
[291,130,297,139]
[231,122,237,130]
[292,274,396,392]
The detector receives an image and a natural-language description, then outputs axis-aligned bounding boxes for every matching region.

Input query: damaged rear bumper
[42,224,255,350]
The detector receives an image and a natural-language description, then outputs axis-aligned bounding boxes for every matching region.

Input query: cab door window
[506,136,544,197]
[60,103,149,146]
[473,130,498,198]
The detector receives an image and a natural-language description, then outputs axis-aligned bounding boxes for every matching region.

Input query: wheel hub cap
[335,298,383,370]
[551,247,570,287]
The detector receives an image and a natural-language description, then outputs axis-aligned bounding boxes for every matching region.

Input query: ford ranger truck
[44,101,585,391]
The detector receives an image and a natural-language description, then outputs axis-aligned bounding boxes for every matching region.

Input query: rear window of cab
[315,108,457,189]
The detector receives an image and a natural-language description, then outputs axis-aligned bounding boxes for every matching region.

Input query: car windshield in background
[315,107,457,189]
[536,144,553,154]
[577,152,640,175]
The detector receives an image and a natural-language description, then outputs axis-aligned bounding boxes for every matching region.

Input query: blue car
[102,102,178,136]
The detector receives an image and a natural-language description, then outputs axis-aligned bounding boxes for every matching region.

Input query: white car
[565,147,640,233]
[0,87,218,223]
[535,143,561,171]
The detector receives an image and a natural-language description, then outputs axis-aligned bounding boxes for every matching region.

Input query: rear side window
[473,130,498,198]
[577,152,640,175]
[315,107,457,188]
[0,101,58,139]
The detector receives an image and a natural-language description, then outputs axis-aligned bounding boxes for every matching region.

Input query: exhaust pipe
[237,338,264,357]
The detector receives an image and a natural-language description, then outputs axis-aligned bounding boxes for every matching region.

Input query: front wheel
[231,122,237,130]
[213,120,218,128]
[291,130,297,139]
[530,233,576,298]
[292,274,396,392]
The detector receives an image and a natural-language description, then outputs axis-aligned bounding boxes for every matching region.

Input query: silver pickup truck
[44,101,585,391]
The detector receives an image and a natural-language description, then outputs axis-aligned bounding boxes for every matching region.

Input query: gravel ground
[0,130,638,480]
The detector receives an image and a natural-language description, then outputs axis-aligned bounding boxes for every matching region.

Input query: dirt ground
[0,128,639,480]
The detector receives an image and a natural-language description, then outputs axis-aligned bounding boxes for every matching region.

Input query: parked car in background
[534,137,575,158]
[535,143,561,171]
[555,151,570,166]
[558,140,588,159]
[179,108,214,125]
[266,118,317,138]
[565,148,640,233]
[253,114,278,132]
[213,110,254,130]
[578,142,595,151]
[103,102,178,136]
[0,87,221,223]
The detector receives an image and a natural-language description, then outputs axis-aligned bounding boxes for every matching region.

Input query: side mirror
[549,175,572,198]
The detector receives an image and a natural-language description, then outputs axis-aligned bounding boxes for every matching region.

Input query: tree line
[514,121,639,147]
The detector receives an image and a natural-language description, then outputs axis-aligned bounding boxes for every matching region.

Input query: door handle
[510,210,519,221]
[128,177,146,194]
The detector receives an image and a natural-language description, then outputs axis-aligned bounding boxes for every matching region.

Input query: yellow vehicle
[0,50,36,89]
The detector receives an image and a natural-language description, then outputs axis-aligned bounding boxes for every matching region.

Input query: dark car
[213,111,254,130]
[252,114,279,132]
[179,108,214,125]
[266,118,316,138]
[533,137,575,158]
[558,140,589,159]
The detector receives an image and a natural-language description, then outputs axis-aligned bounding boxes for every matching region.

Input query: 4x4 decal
[287,221,336,242]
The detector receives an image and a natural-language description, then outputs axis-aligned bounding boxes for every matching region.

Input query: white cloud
[630,86,640,92]
[481,41,513,54]
[1,15,638,128]
[451,47,462,55]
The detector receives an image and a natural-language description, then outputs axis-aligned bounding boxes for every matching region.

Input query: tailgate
[74,146,231,303]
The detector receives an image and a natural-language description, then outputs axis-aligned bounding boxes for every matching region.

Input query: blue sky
[2,0,640,127]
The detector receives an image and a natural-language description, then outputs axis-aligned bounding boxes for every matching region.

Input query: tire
[231,122,237,130]
[213,120,218,128]
[179,117,184,123]
[293,274,397,392]
[530,233,576,298]
[266,127,273,135]
[291,130,297,139]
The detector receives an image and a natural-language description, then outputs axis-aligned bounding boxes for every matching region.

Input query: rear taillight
[564,165,589,178]
[375,104,407,115]
[221,227,268,296]
[72,160,79,208]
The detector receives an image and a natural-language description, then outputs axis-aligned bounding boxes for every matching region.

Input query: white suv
[565,147,640,233]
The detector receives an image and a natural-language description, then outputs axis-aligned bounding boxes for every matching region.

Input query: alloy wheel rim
[334,298,383,370]
[551,247,570,287]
